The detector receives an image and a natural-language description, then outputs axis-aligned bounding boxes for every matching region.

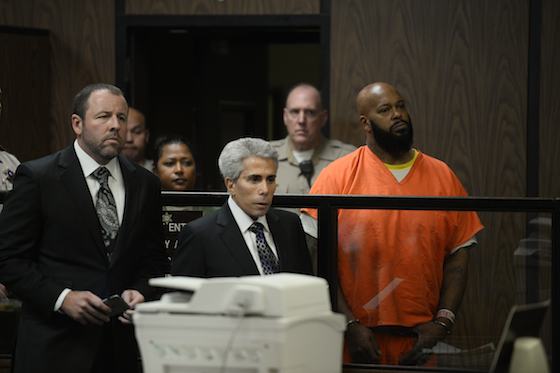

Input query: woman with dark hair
[152,134,196,191]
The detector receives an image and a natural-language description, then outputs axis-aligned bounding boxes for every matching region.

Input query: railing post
[551,198,560,373]
[317,201,338,310]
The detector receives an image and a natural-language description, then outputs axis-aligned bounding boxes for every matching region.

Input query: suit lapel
[267,209,286,270]
[58,146,107,257]
[217,205,259,274]
[110,156,138,265]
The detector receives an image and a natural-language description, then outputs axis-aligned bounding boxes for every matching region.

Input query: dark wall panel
[0,31,50,162]
[126,0,320,15]
[540,0,560,197]
[0,0,115,155]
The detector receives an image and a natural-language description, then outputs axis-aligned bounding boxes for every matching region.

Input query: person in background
[152,134,197,191]
[0,145,19,194]
[0,87,20,194]
[0,87,20,299]
[270,83,355,194]
[0,83,169,373]
[171,137,312,277]
[121,107,153,171]
[303,82,483,366]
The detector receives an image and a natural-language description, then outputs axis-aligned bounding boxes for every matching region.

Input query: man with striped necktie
[171,137,312,278]
[0,83,168,373]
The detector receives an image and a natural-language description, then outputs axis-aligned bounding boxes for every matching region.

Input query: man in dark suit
[0,83,169,373]
[171,137,312,277]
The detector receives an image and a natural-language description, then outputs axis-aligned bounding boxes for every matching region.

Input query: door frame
[115,0,331,135]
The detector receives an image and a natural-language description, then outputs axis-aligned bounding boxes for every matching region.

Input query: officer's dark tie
[248,222,279,275]
[299,160,314,188]
[92,167,119,251]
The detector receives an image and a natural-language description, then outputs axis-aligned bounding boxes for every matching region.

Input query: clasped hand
[60,289,144,325]
[398,321,447,365]
[346,323,382,364]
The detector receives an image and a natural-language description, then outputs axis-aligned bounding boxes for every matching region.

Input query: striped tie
[249,222,279,275]
[91,167,119,251]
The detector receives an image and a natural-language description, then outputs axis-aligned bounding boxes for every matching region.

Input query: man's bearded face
[369,116,414,155]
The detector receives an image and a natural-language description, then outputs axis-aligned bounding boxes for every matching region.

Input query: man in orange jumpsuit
[303,82,483,365]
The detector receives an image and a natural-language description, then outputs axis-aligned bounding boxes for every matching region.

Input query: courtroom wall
[0,0,115,154]
[540,0,560,197]
[125,0,320,15]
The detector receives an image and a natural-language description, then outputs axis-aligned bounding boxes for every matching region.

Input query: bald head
[356,82,413,159]
[285,84,323,109]
[356,82,402,116]
[283,83,327,150]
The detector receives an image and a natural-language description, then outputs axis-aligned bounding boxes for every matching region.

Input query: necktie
[248,222,279,275]
[299,160,314,188]
[91,167,119,250]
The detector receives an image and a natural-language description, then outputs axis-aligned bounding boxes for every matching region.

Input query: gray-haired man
[171,137,312,277]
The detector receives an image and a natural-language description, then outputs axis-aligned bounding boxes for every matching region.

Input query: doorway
[126,26,321,190]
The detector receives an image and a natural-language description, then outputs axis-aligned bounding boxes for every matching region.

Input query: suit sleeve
[0,164,66,315]
[277,211,313,275]
[294,215,313,275]
[130,176,170,299]
[171,224,207,277]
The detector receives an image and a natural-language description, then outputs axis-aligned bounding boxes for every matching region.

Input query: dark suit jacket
[171,204,312,277]
[0,145,169,373]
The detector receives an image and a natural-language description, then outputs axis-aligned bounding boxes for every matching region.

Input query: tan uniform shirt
[270,136,356,194]
[0,147,20,192]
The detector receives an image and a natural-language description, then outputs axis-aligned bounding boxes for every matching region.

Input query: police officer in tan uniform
[0,87,20,298]
[0,145,19,192]
[0,87,20,193]
[0,145,18,296]
[270,83,355,194]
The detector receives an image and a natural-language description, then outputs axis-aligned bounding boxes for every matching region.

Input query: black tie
[299,160,314,188]
[248,222,279,275]
[91,167,119,251]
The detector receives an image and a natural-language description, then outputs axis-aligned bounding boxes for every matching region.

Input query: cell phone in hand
[103,295,130,317]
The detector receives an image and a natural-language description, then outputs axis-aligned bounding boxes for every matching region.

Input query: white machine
[134,273,346,373]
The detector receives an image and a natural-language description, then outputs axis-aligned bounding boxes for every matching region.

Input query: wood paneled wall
[125,0,320,15]
[540,0,560,197]
[0,30,50,162]
[0,0,115,154]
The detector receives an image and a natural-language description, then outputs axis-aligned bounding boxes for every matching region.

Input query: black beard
[369,117,413,155]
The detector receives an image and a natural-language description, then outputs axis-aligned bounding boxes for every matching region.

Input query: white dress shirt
[54,141,126,311]
[227,196,278,275]
[74,140,125,223]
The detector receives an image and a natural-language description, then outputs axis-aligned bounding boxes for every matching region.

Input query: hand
[345,322,381,364]
[0,283,8,300]
[118,289,145,324]
[399,321,447,365]
[60,291,111,325]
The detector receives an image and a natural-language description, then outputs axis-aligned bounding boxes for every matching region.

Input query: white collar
[292,148,314,163]
[227,196,270,233]
[74,140,120,179]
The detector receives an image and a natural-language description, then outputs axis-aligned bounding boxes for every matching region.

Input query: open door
[126,26,321,190]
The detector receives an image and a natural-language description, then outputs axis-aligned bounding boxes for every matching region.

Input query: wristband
[436,308,456,324]
[432,319,452,334]
[346,319,360,327]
